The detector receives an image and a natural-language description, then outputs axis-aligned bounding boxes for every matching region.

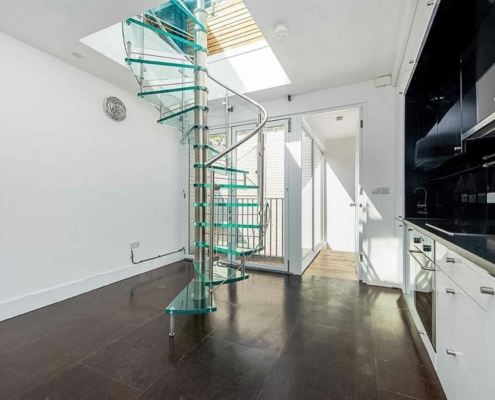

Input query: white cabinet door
[436,270,489,400]
[413,0,436,58]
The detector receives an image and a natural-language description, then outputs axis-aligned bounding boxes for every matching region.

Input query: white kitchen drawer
[436,242,495,313]
[436,270,489,400]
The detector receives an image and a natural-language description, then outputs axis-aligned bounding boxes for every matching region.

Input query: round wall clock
[103,97,127,122]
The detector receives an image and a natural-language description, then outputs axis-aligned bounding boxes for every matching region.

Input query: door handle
[480,286,495,295]
[446,349,457,356]
[446,288,456,294]
[350,203,356,207]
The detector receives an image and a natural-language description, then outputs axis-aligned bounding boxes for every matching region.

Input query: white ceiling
[244,0,415,101]
[0,0,164,93]
[0,0,414,102]
[305,108,360,143]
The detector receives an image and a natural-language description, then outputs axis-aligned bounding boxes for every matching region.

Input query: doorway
[302,107,363,281]
[187,119,289,273]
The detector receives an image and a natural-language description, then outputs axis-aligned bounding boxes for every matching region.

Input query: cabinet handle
[399,224,403,227]
[419,330,425,335]
[480,286,495,295]
[446,349,457,356]
[446,257,456,263]
[408,250,436,271]
[408,229,413,232]
[409,59,414,64]
[427,1,435,6]
[446,288,456,294]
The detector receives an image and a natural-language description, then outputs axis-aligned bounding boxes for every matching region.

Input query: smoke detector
[274,24,289,40]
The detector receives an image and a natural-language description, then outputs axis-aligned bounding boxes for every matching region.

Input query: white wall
[262,80,400,288]
[0,31,188,321]
[326,137,356,252]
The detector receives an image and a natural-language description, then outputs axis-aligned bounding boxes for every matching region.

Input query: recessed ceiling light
[274,24,289,40]
[71,52,84,59]
[336,116,344,121]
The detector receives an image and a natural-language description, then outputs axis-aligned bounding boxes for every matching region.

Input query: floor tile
[139,337,277,400]
[368,287,408,310]
[375,342,445,399]
[282,320,376,376]
[316,275,370,299]
[0,311,146,399]
[209,288,301,354]
[19,363,141,400]
[379,389,420,399]
[259,354,379,399]
[82,306,234,391]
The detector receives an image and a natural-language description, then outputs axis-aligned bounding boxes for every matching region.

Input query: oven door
[409,249,436,351]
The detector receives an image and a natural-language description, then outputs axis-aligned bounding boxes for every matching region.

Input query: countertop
[403,218,495,277]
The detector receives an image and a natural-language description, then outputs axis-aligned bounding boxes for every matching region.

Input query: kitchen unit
[402,220,495,400]
[398,0,495,398]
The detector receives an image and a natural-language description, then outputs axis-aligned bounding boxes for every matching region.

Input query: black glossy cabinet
[405,0,495,220]
[461,1,495,136]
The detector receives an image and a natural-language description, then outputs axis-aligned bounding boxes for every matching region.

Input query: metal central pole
[193,0,209,301]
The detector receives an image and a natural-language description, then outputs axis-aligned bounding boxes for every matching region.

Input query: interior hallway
[305,244,358,281]
[0,260,444,399]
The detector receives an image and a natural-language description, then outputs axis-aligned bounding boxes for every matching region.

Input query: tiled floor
[0,261,446,399]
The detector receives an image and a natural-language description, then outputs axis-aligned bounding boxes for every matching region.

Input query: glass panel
[257,125,285,266]
[314,144,323,246]
[301,128,313,260]
[165,279,216,315]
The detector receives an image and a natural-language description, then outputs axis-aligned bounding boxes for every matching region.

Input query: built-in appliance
[406,229,436,351]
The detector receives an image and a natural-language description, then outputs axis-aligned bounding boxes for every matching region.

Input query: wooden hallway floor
[305,245,359,281]
[0,260,445,399]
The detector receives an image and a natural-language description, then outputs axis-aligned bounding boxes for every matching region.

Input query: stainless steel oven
[407,229,436,351]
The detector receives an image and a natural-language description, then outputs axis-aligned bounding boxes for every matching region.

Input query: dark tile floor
[0,261,446,400]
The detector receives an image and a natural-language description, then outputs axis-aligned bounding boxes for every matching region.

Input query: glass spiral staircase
[122,0,269,335]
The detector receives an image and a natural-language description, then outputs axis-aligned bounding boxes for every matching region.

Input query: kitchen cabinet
[461,1,495,138]
[403,224,495,398]
[436,268,489,400]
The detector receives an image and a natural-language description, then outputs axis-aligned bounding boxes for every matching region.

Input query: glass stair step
[194,222,262,229]
[123,15,195,60]
[193,164,249,174]
[125,57,200,83]
[194,242,264,256]
[125,17,206,53]
[193,202,260,207]
[138,86,207,109]
[192,261,249,287]
[157,104,208,129]
[193,183,259,189]
[165,279,216,315]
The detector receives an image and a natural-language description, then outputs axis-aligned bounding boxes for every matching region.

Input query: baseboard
[0,252,186,322]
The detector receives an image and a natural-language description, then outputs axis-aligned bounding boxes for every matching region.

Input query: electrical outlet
[130,241,140,249]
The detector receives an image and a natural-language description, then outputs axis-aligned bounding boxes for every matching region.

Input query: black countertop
[404,218,495,276]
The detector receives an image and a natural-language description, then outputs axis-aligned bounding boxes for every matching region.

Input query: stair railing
[205,74,268,306]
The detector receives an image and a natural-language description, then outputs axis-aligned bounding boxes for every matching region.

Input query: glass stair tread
[170,0,207,32]
[194,242,264,256]
[123,15,195,60]
[165,279,216,315]
[125,17,205,52]
[193,202,260,207]
[193,262,249,287]
[138,86,206,109]
[193,183,259,189]
[126,57,198,83]
[157,105,208,129]
[193,164,248,174]
[194,222,262,228]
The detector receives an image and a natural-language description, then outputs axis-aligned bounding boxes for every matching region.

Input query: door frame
[230,118,290,273]
[299,104,366,282]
